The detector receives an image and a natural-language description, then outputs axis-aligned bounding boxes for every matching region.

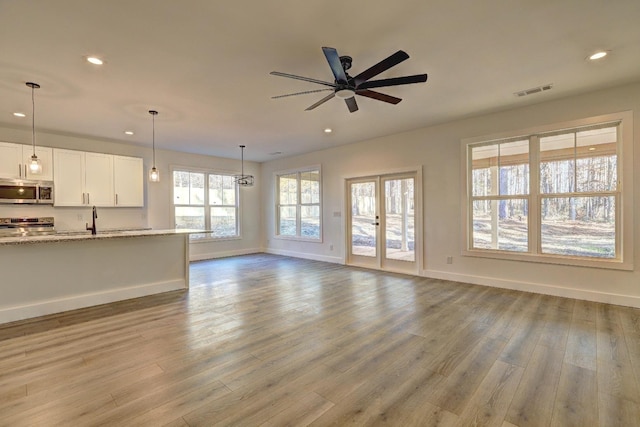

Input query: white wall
[0,127,262,259]
[261,81,640,307]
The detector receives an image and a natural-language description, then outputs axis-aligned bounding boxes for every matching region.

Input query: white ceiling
[1,0,639,162]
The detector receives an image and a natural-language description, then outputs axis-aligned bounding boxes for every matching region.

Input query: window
[463,112,633,269]
[173,170,239,239]
[276,168,321,240]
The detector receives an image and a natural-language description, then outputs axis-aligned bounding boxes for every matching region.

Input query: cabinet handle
[82,193,85,204]
[18,164,22,177]
[87,193,90,204]
[115,194,118,205]
[24,164,27,177]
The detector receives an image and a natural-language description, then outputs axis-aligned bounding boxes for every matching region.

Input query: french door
[346,172,419,274]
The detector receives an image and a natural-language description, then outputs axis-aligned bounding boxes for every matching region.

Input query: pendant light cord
[31,84,36,156]
[240,145,245,176]
[152,113,156,167]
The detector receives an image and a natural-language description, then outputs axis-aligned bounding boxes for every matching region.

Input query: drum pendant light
[26,82,42,175]
[148,110,159,182]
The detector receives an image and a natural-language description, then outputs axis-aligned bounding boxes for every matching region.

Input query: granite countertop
[0,229,205,246]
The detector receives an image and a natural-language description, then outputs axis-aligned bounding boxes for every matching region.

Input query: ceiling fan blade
[357,74,428,90]
[345,97,358,113]
[305,92,336,111]
[353,50,409,85]
[270,71,335,88]
[322,47,348,84]
[272,88,334,99]
[356,89,402,105]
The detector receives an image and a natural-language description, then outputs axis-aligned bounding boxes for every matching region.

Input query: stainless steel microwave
[0,179,54,204]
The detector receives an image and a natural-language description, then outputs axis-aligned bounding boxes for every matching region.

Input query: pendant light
[26,82,42,175]
[148,110,159,182]
[234,145,254,187]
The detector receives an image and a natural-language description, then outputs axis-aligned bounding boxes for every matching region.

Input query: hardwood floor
[1,253,640,426]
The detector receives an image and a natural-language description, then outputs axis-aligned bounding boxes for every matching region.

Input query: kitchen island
[0,230,196,324]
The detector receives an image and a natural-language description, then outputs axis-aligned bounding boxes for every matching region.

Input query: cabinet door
[53,148,85,206]
[84,152,114,206]
[23,146,54,181]
[113,155,144,207]
[0,142,24,179]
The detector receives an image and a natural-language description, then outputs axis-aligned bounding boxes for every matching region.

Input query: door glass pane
[384,178,415,262]
[351,182,376,257]
[541,196,615,258]
[175,206,205,229]
[279,206,297,236]
[472,199,528,252]
[210,207,237,237]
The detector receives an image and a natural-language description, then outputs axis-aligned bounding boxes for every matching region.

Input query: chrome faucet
[86,206,97,235]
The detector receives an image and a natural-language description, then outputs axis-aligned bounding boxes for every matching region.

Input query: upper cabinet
[113,155,143,207]
[53,148,142,207]
[0,141,53,181]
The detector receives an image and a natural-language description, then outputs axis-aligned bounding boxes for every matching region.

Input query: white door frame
[345,168,422,275]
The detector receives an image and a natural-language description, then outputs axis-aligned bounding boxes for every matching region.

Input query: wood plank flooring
[1,253,640,426]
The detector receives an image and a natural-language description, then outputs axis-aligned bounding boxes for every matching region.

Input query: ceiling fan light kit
[271,46,428,113]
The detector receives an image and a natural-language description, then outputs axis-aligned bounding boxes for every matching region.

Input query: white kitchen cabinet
[53,149,84,206]
[54,149,114,206]
[0,141,53,181]
[85,152,114,206]
[113,155,143,207]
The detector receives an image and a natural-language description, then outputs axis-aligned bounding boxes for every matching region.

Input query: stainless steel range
[0,217,55,237]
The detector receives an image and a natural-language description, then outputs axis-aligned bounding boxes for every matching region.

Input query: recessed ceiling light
[13,112,26,118]
[86,56,104,65]
[124,131,134,135]
[588,51,608,60]
[324,128,332,133]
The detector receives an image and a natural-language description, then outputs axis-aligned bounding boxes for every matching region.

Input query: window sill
[273,235,322,243]
[189,235,241,244]
[462,248,632,271]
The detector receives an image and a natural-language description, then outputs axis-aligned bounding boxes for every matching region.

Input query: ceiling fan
[270,47,428,113]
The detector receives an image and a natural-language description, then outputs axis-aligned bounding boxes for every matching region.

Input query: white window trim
[460,111,633,270]
[170,165,242,242]
[274,164,322,242]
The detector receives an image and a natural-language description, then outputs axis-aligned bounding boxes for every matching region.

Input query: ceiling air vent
[514,84,553,97]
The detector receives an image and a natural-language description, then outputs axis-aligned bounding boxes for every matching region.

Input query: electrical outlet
[330,244,334,251]
[446,256,453,264]
[77,214,83,221]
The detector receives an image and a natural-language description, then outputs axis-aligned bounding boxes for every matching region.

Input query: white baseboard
[189,248,262,262]
[0,279,185,325]
[265,248,343,264]
[422,269,640,309]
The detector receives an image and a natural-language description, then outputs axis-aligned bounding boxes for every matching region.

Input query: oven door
[0,183,38,204]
